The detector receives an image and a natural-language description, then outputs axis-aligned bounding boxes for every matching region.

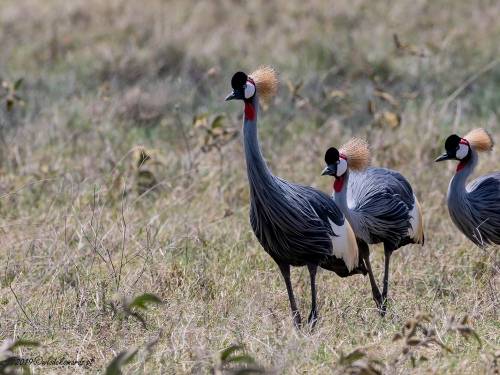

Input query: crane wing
[346,167,414,247]
[248,178,358,269]
[463,172,500,246]
[303,186,358,271]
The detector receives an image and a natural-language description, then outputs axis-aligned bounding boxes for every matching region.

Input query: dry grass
[1,0,500,373]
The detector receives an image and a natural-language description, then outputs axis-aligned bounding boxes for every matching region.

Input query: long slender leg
[381,244,393,316]
[358,240,383,312]
[277,262,302,327]
[306,263,319,326]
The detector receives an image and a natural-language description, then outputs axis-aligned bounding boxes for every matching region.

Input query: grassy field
[1,0,500,373]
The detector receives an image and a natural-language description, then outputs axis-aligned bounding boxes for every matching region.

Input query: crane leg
[357,240,383,313]
[278,262,302,328]
[381,244,393,316]
[306,262,319,327]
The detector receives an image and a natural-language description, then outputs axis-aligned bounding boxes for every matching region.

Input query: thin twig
[9,284,39,331]
[175,105,193,174]
[117,179,127,292]
[0,178,58,200]
[439,59,500,118]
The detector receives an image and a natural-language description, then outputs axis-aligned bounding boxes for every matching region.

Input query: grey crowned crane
[321,138,424,314]
[435,128,500,247]
[225,67,367,327]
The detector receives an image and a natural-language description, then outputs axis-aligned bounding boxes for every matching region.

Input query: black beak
[225,88,244,101]
[435,151,454,162]
[321,164,337,176]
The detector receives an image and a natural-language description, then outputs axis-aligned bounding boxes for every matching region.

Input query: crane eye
[242,84,247,89]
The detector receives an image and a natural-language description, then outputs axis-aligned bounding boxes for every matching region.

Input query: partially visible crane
[322,138,424,314]
[435,128,500,247]
[226,67,367,327]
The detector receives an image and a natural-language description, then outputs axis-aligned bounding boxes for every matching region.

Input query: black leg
[277,262,302,328]
[381,244,393,316]
[306,262,318,327]
[358,240,383,313]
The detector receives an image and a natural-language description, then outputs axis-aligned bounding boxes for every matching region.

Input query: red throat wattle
[456,161,466,172]
[333,176,344,192]
[244,103,255,120]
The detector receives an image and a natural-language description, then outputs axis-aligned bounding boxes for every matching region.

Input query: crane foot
[293,312,302,329]
[307,309,318,328]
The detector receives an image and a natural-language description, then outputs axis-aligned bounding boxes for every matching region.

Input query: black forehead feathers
[324,147,339,164]
[231,71,248,90]
[444,134,462,151]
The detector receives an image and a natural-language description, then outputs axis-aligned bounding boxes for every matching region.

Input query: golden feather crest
[339,137,372,171]
[464,128,494,152]
[249,66,278,102]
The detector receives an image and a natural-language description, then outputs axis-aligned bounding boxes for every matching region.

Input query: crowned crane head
[321,137,371,192]
[225,66,278,120]
[435,128,494,172]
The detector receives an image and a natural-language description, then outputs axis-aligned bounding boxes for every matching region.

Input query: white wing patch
[308,203,359,271]
[328,218,358,271]
[407,194,419,238]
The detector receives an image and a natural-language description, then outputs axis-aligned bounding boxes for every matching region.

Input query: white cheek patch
[337,157,347,176]
[456,143,469,159]
[244,82,256,99]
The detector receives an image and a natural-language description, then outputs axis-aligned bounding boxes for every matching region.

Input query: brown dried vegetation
[0,0,500,373]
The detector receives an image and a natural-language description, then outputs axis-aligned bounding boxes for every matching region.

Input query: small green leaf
[403,318,418,338]
[458,314,469,325]
[227,355,255,364]
[0,357,19,366]
[470,330,482,348]
[340,349,366,364]
[105,347,138,375]
[351,360,382,375]
[234,368,266,375]
[415,311,431,322]
[433,339,454,354]
[129,294,162,310]
[193,113,209,126]
[12,340,40,349]
[220,345,241,361]
[211,115,225,129]
[130,312,147,329]
[406,337,423,346]
[456,326,482,348]
[6,96,14,111]
[14,78,23,90]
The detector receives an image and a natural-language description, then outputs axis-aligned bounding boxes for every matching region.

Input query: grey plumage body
[227,70,365,326]
[323,153,424,314]
[244,92,362,273]
[446,148,500,247]
[335,167,418,249]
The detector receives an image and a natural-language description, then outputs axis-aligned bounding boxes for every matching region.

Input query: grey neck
[332,170,351,216]
[332,169,367,240]
[448,148,478,201]
[243,92,275,198]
